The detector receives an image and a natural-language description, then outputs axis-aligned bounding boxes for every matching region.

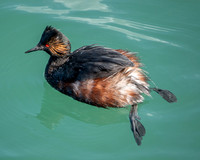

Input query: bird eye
[45,44,49,47]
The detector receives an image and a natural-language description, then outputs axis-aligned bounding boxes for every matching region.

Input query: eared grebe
[25,26,177,145]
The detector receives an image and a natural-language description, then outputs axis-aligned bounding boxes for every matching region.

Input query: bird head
[25,26,71,57]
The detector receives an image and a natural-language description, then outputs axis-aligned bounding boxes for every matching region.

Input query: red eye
[45,44,49,47]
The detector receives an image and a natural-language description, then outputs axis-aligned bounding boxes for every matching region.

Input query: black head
[25,26,71,57]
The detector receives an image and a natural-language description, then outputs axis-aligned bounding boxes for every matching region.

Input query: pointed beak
[25,45,43,53]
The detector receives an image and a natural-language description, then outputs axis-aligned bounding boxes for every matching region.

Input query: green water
[1,0,200,159]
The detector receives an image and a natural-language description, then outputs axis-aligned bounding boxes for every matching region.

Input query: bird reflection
[37,82,129,129]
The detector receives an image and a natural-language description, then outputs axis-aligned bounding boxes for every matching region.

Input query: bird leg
[129,104,146,145]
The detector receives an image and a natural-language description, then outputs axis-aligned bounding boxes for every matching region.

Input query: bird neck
[45,55,69,81]
[48,55,69,67]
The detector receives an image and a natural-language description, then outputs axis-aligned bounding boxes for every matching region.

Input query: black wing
[66,45,134,81]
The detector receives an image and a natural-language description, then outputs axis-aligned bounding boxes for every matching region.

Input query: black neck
[48,55,69,67]
[45,55,69,81]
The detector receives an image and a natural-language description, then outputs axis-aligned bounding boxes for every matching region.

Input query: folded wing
[65,45,134,81]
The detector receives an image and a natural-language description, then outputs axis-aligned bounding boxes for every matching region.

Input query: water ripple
[15,5,69,15]
[58,16,179,46]
[14,2,179,46]
[53,0,110,12]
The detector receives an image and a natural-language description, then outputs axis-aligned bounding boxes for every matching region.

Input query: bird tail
[151,88,177,103]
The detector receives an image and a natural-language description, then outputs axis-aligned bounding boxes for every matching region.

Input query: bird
[25,26,177,145]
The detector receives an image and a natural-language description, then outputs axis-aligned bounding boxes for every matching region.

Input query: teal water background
[1,0,200,159]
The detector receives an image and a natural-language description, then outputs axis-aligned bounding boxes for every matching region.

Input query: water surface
[0,0,200,160]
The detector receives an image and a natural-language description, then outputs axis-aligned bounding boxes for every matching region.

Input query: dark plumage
[25,26,177,145]
[66,45,134,81]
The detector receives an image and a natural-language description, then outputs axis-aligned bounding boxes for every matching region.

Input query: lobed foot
[129,104,146,145]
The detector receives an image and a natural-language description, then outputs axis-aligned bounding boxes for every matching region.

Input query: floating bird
[25,26,177,145]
